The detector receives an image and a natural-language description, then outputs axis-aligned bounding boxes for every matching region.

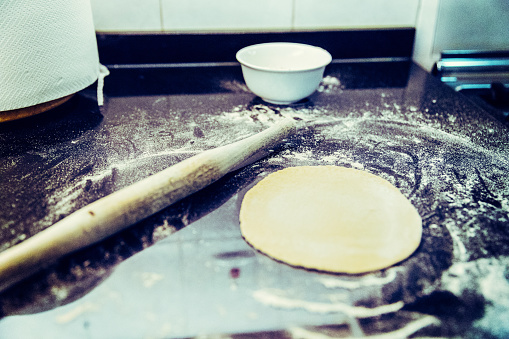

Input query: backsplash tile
[160,0,293,32]
[90,0,161,32]
[293,0,419,29]
[91,0,420,33]
[89,0,506,73]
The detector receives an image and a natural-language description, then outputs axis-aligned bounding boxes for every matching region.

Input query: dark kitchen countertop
[1,57,509,338]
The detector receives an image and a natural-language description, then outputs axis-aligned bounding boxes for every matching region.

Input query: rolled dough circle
[239,166,422,274]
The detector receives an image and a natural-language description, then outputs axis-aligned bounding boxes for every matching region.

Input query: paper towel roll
[0,0,100,112]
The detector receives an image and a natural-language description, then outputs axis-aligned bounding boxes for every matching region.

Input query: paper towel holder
[0,94,74,123]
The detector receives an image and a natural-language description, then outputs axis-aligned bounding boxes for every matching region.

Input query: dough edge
[239,166,422,274]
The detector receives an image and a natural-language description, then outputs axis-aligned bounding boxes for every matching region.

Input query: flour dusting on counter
[289,315,439,339]
[219,103,333,126]
[441,257,509,336]
[318,268,401,290]
[253,289,404,317]
[2,59,509,338]
[317,75,343,93]
[213,99,509,322]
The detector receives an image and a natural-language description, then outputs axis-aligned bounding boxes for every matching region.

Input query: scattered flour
[289,315,439,339]
[219,79,251,93]
[31,95,509,332]
[441,257,509,336]
[252,288,404,317]
[317,75,343,93]
[55,302,99,324]
[39,99,509,271]
[138,272,164,288]
[318,268,402,290]
[221,103,333,126]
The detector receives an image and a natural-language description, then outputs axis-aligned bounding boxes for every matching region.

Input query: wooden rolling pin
[0,119,296,292]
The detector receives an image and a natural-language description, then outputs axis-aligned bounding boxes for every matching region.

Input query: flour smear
[37,99,509,327]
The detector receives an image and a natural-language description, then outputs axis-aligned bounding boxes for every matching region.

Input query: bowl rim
[236,42,332,73]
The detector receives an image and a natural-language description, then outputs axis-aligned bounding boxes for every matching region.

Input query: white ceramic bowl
[236,42,332,105]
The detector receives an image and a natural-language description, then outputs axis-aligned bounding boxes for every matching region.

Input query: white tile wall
[90,0,161,32]
[293,0,419,29]
[89,0,509,73]
[161,0,293,32]
[90,0,420,33]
